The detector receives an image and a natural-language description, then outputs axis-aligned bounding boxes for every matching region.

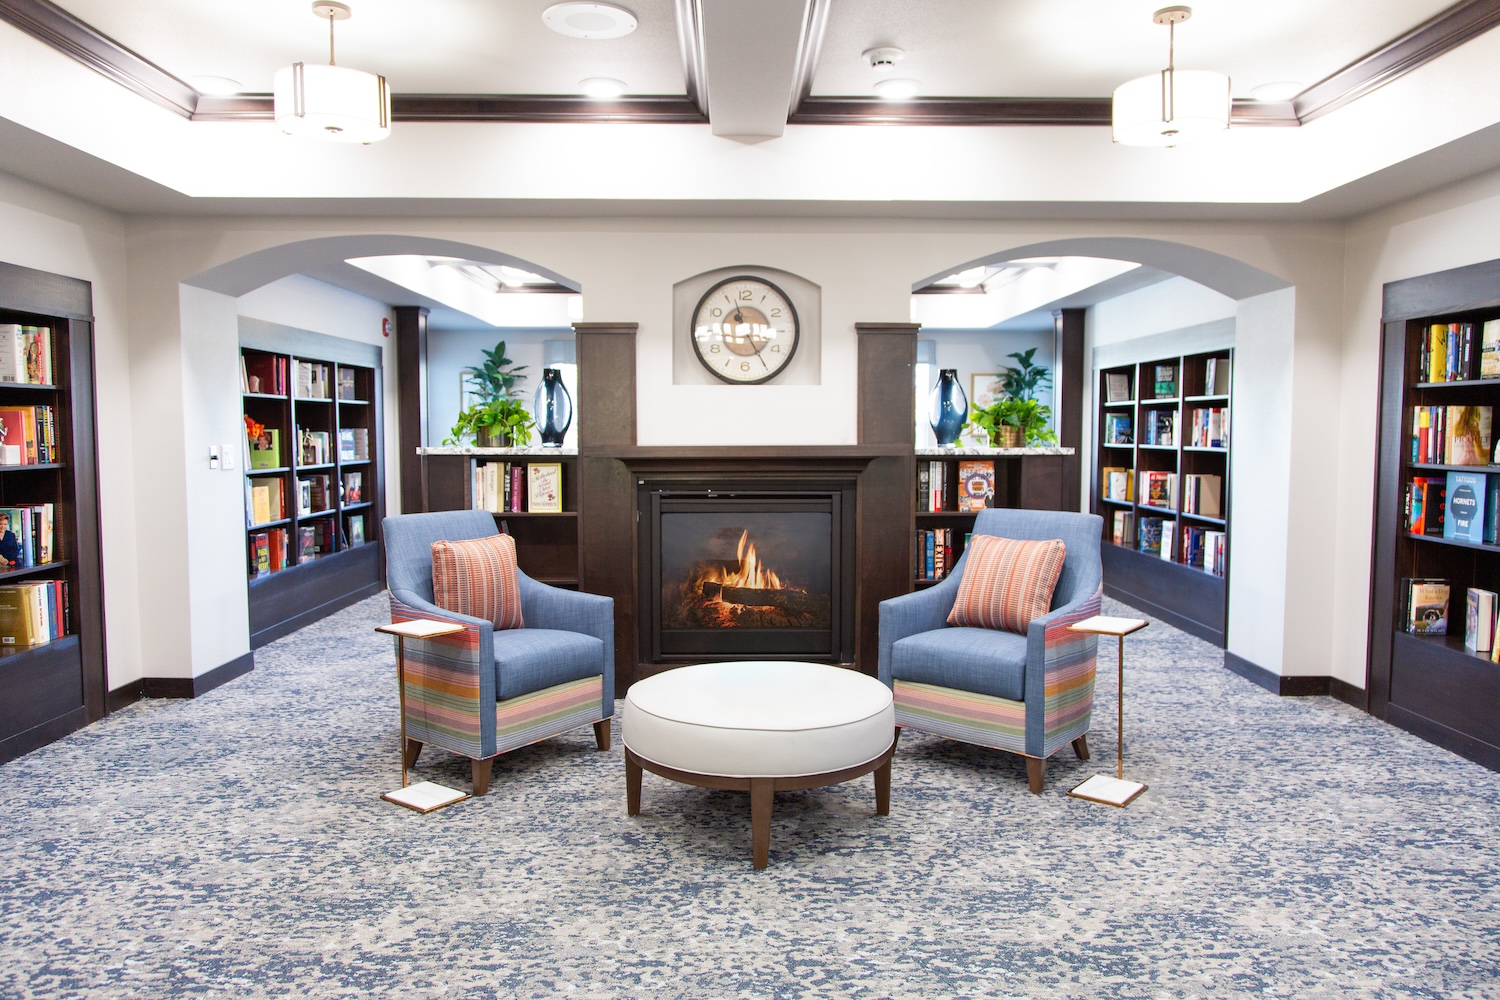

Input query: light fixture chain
[328,9,336,66]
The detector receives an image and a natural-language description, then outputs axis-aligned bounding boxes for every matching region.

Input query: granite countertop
[916,446,1075,457]
[417,446,579,457]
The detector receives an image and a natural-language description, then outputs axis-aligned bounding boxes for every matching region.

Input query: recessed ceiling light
[1249,81,1303,102]
[874,78,920,101]
[542,2,637,39]
[579,77,626,99]
[189,75,242,96]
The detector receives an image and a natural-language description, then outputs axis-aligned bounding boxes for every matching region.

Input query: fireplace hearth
[639,479,856,663]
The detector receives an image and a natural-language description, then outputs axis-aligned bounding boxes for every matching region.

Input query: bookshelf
[1371,257,1500,771]
[0,260,105,765]
[1092,349,1232,645]
[240,335,384,647]
[420,449,580,588]
[911,448,1076,588]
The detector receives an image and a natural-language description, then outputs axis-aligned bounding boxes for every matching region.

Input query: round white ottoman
[623,661,896,869]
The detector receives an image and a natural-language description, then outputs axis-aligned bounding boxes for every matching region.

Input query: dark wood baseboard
[1330,677,1367,709]
[251,578,384,649]
[0,705,89,765]
[1387,703,1500,772]
[123,651,256,700]
[1222,651,1356,697]
[105,680,142,713]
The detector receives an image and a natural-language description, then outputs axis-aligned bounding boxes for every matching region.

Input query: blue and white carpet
[0,594,1497,999]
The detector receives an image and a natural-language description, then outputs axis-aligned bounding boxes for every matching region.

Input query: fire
[705,530,783,592]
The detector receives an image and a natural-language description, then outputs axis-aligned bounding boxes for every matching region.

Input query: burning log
[719,586,824,616]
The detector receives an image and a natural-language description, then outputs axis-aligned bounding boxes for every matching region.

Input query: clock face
[690,276,800,385]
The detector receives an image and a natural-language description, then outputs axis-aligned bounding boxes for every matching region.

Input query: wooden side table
[375,619,470,813]
[1066,615,1149,807]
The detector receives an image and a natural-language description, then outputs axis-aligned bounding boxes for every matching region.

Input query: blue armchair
[878,507,1103,793]
[383,510,615,795]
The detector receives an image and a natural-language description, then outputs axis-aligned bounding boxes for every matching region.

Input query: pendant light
[273,2,391,144]
[1112,6,1229,147]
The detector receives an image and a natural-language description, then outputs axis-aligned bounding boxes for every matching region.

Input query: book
[1104,413,1132,445]
[338,429,356,461]
[348,515,365,546]
[1466,587,1497,652]
[1483,320,1500,378]
[248,428,281,470]
[1112,510,1133,546]
[1444,406,1491,465]
[527,463,563,513]
[298,526,316,562]
[956,460,994,512]
[0,583,43,646]
[251,532,270,576]
[343,471,362,503]
[1407,578,1450,635]
[1105,372,1131,403]
[1138,517,1164,555]
[1103,467,1133,502]
[338,367,357,400]
[1153,364,1176,396]
[1444,471,1488,543]
[0,324,25,383]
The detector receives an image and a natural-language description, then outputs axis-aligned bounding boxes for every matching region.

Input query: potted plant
[445,340,536,447]
[965,348,1058,447]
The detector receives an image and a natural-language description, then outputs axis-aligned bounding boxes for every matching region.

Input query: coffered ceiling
[0,0,1498,216]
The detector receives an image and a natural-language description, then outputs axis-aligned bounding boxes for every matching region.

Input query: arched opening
[911,237,1296,670]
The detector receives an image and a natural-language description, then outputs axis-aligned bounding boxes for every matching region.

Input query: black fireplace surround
[638,478,857,663]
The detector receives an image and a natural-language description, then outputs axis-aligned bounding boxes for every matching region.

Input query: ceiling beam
[696,0,815,137]
[193,94,705,125]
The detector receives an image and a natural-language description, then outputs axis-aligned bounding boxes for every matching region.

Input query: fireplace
[638,479,856,663]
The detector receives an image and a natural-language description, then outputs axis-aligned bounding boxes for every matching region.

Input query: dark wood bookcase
[911,450,1072,588]
[423,452,581,588]
[0,260,105,764]
[240,327,384,648]
[1371,257,1500,772]
[1092,349,1233,646]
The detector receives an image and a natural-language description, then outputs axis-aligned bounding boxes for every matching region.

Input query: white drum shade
[273,62,391,143]
[1112,69,1229,146]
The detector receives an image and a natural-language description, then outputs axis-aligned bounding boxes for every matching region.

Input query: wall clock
[690,275,800,384]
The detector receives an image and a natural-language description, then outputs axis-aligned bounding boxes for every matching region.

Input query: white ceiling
[53,0,1454,103]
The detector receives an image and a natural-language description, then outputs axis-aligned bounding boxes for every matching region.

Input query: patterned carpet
[1,594,1497,999]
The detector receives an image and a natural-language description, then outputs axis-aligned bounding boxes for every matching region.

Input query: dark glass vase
[533,368,573,448]
[928,368,968,446]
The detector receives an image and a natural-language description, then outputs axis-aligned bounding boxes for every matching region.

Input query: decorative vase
[533,368,573,448]
[995,426,1025,448]
[928,369,967,446]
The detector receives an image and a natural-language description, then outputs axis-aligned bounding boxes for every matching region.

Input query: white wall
[917,327,1055,448]
[0,173,145,689]
[1333,166,1500,687]
[1088,277,1236,347]
[237,275,400,513]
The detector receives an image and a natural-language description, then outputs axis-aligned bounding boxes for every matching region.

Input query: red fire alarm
[381,317,392,337]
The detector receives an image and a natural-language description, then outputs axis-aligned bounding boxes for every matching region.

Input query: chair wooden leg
[1073,734,1090,761]
[403,739,423,770]
[626,750,642,816]
[1025,756,1045,794]
[750,777,774,870]
[593,718,611,751]
[874,759,891,816]
[471,757,494,797]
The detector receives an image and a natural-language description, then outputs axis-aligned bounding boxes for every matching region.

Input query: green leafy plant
[445,340,535,446]
[964,348,1058,446]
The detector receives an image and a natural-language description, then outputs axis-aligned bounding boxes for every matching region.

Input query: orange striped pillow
[946,534,1066,634]
[431,533,524,631]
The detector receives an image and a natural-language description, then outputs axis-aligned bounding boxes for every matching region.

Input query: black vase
[928,368,968,446]
[534,368,573,448]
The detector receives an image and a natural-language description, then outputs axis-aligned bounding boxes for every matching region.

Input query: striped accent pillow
[946,534,1066,634]
[431,533,524,631]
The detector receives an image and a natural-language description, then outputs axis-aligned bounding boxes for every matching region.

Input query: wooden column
[855,322,918,676]
[575,322,638,694]
[1054,307,1085,512]
[394,306,429,514]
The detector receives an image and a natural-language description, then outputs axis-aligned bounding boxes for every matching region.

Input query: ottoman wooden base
[626,732,897,870]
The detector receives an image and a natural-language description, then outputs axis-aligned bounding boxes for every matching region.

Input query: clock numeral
[769,308,781,318]
[741,361,751,372]
[709,306,722,318]
[709,344,721,354]
[739,289,753,300]
[769,344,781,353]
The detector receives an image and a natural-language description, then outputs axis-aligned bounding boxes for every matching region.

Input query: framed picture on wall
[971,373,1005,410]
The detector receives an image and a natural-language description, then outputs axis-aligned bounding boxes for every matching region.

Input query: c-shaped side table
[1066,615,1149,807]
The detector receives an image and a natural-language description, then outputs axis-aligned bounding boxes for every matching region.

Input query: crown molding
[0,0,197,117]
[3,0,1496,129]
[192,94,706,125]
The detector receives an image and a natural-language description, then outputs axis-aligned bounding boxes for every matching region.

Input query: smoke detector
[863,47,904,72]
